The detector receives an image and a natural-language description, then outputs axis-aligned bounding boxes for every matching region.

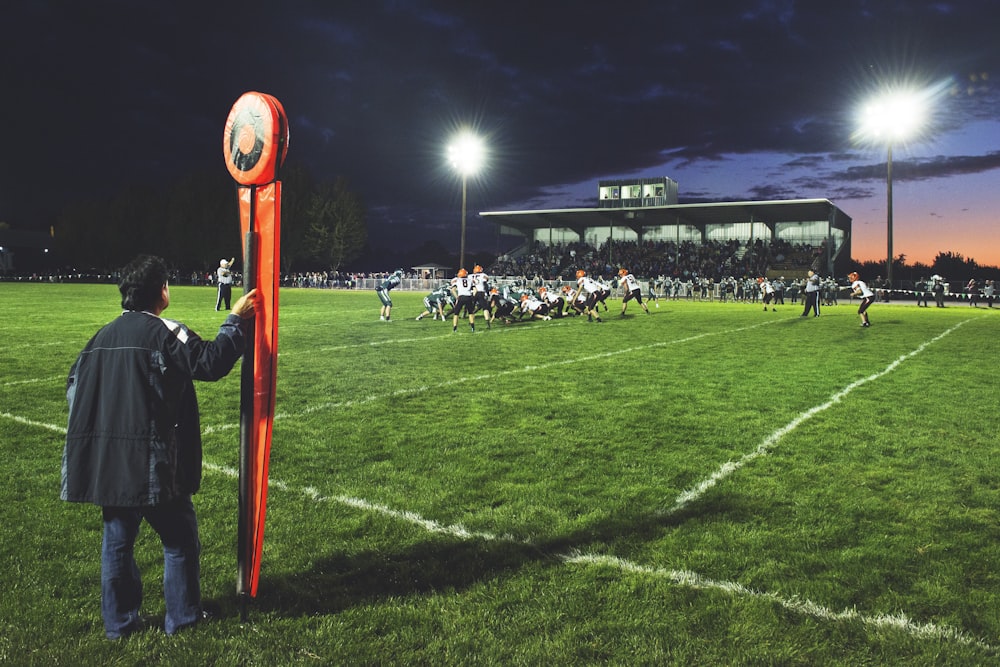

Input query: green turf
[2,282,999,665]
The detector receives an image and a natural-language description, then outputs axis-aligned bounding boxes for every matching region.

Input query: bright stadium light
[447,131,485,271]
[855,87,929,289]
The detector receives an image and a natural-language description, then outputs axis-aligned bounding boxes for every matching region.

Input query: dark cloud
[1,0,998,255]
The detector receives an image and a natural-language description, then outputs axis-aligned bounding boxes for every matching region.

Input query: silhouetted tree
[304,177,367,271]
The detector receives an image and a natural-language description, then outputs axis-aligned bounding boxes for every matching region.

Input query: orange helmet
[848,271,859,281]
[473,264,483,273]
[490,287,498,294]
[619,268,628,277]
[561,285,572,294]
[520,293,530,301]
[538,286,547,293]
[576,269,586,279]
[457,268,468,278]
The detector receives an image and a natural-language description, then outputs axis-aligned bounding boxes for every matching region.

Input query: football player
[450,268,477,332]
[618,268,651,316]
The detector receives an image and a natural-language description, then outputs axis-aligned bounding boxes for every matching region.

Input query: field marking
[664,317,974,516]
[283,318,573,354]
[2,375,65,388]
[206,458,995,653]
[203,319,782,434]
[0,411,68,434]
[5,317,996,652]
[563,553,998,653]
[201,462,526,544]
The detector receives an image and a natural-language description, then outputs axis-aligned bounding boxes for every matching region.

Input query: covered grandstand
[480,178,852,279]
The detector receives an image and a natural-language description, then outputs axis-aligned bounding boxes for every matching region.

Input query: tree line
[850,252,1000,285]
[53,165,367,274]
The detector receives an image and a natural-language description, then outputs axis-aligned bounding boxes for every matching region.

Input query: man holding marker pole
[62,254,257,639]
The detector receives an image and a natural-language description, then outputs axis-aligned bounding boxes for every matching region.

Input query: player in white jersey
[450,268,477,333]
[537,286,566,317]
[518,294,552,320]
[759,277,777,311]
[847,271,875,327]
[569,269,604,322]
[618,268,650,316]
[470,264,493,329]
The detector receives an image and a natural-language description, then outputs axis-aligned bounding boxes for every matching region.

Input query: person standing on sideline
[61,254,257,639]
[801,270,821,317]
[215,257,235,311]
[848,271,875,327]
[984,280,995,308]
[619,268,651,316]
[915,277,930,307]
[376,269,403,321]
[966,278,979,307]
[933,278,946,307]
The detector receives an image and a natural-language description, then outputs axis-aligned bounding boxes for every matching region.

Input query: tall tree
[274,164,316,274]
[305,177,367,271]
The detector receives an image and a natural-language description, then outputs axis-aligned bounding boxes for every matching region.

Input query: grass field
[2,282,1000,665]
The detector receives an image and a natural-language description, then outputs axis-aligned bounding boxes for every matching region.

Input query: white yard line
[2,375,65,387]
[663,318,974,516]
[563,553,998,653]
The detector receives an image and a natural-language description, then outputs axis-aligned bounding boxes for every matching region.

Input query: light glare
[447,132,485,176]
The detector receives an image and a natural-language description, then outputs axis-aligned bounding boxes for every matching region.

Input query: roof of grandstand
[480,198,851,239]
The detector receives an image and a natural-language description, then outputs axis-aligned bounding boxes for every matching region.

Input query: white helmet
[220,258,229,268]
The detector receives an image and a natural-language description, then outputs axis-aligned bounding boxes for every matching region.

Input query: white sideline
[664,318,974,516]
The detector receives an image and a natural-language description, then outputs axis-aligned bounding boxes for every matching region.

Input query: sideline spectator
[61,254,257,639]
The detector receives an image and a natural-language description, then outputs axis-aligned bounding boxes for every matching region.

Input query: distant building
[480,176,851,277]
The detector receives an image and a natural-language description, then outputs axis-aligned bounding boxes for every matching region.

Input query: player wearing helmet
[618,268,650,316]
[416,284,453,321]
[759,277,777,312]
[848,271,874,327]
[569,269,604,322]
[470,264,493,329]
[647,276,661,308]
[517,293,552,320]
[376,269,404,321]
[538,286,566,318]
[450,268,477,332]
[487,287,516,323]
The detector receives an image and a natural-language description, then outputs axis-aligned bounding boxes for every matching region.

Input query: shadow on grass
[245,495,735,619]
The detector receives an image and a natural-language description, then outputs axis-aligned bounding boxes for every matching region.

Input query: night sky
[2,1,999,265]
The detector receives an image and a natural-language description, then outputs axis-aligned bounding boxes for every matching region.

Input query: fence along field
[2,282,999,663]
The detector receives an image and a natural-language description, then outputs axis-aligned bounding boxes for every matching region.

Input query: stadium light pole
[857,90,926,289]
[447,132,484,271]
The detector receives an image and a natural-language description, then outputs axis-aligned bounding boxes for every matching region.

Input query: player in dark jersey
[376,269,403,321]
[416,285,452,321]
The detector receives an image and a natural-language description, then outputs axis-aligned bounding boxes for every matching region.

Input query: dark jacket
[62,311,246,507]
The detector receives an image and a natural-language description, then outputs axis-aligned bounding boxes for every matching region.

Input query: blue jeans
[101,496,202,638]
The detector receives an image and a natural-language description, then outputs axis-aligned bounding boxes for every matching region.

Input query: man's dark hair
[119,254,169,311]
